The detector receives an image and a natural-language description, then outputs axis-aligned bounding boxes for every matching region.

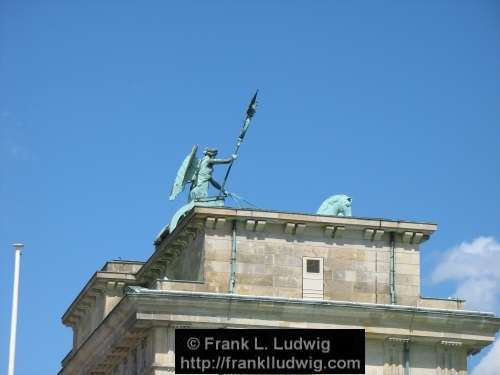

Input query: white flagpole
[7,243,24,375]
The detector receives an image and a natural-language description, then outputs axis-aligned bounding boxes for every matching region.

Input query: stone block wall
[163,218,425,306]
[165,229,204,281]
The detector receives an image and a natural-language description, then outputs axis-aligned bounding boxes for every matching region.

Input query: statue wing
[169,145,199,200]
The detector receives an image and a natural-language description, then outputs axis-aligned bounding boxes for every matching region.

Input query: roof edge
[126,287,498,320]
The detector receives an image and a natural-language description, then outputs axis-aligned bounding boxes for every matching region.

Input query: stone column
[150,325,189,375]
[437,341,465,375]
[383,338,408,375]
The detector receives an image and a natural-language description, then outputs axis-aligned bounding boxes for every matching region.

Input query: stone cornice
[193,206,437,233]
[127,288,499,345]
[59,295,142,374]
[126,287,495,319]
[136,210,204,283]
[61,269,139,325]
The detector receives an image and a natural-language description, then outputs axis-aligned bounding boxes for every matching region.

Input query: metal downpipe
[229,220,237,293]
[389,232,396,304]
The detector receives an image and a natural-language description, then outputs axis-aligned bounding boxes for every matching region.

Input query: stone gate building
[59,206,500,374]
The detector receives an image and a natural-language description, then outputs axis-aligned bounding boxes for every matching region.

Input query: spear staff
[219,90,258,196]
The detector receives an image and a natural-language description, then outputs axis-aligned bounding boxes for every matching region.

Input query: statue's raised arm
[208,156,234,165]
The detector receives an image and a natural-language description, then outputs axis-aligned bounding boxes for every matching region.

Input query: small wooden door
[302,257,324,300]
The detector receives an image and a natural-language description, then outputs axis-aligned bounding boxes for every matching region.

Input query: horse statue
[317,194,352,217]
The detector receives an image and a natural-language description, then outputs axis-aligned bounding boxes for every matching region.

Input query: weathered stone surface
[205,260,231,274]
[395,273,420,286]
[203,239,231,261]
[395,251,420,265]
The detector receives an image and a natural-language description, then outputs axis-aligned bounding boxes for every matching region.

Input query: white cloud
[472,339,500,375]
[431,236,500,312]
[431,236,500,375]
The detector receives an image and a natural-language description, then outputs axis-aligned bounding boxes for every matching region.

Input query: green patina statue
[317,194,353,217]
[167,145,236,231]
[190,147,231,200]
[159,92,259,236]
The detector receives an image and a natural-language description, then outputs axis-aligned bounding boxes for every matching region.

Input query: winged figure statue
[156,92,257,241]
[158,145,235,236]
[170,145,235,203]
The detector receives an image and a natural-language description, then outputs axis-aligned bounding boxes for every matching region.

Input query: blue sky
[1,1,499,374]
